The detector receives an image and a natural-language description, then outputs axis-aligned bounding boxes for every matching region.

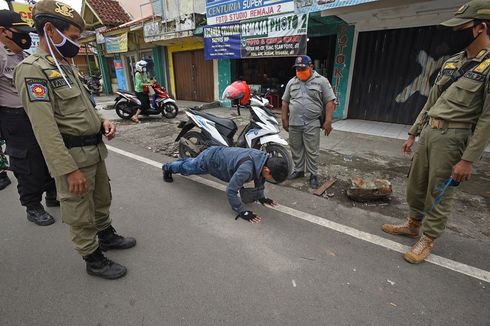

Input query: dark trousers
[136,92,150,112]
[0,108,56,209]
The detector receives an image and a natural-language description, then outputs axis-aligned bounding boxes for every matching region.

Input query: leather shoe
[84,248,127,279]
[26,207,55,226]
[288,171,304,180]
[0,173,11,190]
[309,175,319,189]
[163,165,173,182]
[98,225,136,251]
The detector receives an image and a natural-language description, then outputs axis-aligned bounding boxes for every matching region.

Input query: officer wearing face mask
[0,10,58,225]
[14,0,136,280]
[281,55,337,189]
[383,0,490,264]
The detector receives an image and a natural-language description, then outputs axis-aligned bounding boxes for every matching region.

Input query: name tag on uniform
[43,68,73,89]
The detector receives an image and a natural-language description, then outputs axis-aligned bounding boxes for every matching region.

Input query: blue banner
[114,59,127,91]
[204,13,308,60]
[206,0,295,25]
[204,23,241,60]
[295,0,379,14]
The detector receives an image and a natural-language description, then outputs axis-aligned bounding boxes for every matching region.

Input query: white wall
[118,0,153,20]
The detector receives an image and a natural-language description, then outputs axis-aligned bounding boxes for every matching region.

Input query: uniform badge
[48,70,62,79]
[477,50,487,59]
[46,55,55,65]
[55,2,74,18]
[443,62,457,70]
[25,79,50,102]
[456,4,468,14]
[474,58,490,73]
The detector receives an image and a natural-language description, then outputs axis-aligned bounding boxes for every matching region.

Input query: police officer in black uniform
[0,10,57,226]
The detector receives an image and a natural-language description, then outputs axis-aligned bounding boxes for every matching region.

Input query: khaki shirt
[282,71,336,126]
[14,49,107,177]
[410,48,490,162]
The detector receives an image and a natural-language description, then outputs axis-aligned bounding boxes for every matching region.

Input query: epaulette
[22,54,42,65]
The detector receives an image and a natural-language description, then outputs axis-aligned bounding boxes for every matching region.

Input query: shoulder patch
[477,49,487,59]
[474,58,490,73]
[25,78,50,102]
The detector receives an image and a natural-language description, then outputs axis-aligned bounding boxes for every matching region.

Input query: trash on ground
[313,178,337,196]
[347,178,393,202]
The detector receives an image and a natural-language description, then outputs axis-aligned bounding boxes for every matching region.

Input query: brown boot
[404,234,434,264]
[382,217,421,238]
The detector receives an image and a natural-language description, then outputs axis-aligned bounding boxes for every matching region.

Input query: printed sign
[294,0,378,14]
[204,23,241,60]
[12,2,34,26]
[206,0,295,26]
[105,33,128,54]
[241,13,308,58]
[114,59,127,91]
[204,13,308,59]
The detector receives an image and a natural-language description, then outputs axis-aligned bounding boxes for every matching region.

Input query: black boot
[98,225,136,251]
[83,248,127,279]
[45,192,60,207]
[288,171,304,180]
[26,207,55,226]
[162,165,173,182]
[309,174,319,189]
[0,172,11,190]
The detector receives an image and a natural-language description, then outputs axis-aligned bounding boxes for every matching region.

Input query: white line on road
[107,145,490,283]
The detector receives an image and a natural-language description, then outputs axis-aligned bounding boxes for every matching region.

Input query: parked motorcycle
[175,81,293,178]
[78,72,101,96]
[113,81,178,120]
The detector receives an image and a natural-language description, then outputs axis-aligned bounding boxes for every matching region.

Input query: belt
[428,117,473,130]
[61,132,103,148]
[0,107,26,115]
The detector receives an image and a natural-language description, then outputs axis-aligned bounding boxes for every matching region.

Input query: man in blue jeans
[163,147,289,223]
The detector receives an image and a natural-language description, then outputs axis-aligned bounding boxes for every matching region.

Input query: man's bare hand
[323,120,333,136]
[67,169,88,196]
[282,119,289,132]
[402,135,416,157]
[103,120,116,140]
[452,160,473,183]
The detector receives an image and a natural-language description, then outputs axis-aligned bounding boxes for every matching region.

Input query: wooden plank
[313,178,337,196]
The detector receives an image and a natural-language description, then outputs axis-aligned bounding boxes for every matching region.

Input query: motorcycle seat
[196,112,237,131]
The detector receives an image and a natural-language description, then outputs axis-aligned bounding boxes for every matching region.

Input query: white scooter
[175,95,293,176]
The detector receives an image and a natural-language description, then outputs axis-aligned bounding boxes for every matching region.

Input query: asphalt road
[0,139,488,326]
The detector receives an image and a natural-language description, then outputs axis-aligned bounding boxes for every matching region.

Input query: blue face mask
[52,28,80,58]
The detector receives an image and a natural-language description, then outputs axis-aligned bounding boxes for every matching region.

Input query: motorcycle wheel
[263,143,294,183]
[114,101,135,120]
[178,131,207,158]
[162,102,179,119]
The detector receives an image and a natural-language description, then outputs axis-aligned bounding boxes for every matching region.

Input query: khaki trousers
[406,126,471,239]
[289,121,321,175]
[55,160,112,256]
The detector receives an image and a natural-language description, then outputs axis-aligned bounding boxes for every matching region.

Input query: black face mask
[52,28,80,58]
[7,29,32,50]
[449,26,476,51]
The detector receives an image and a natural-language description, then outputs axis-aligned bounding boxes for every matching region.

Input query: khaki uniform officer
[383,0,490,264]
[14,0,136,280]
[281,55,337,189]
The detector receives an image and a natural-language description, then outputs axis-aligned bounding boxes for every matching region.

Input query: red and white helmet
[222,80,250,106]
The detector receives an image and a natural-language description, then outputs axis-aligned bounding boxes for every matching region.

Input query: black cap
[292,55,313,68]
[0,10,36,33]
